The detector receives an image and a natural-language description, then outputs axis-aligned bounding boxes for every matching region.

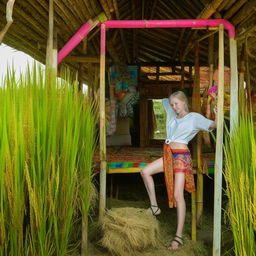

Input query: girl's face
[170,97,186,114]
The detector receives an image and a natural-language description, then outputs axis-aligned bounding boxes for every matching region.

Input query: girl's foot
[167,235,183,250]
[147,205,161,216]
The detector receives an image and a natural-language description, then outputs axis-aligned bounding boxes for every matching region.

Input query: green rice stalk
[224,106,256,256]
[0,64,98,255]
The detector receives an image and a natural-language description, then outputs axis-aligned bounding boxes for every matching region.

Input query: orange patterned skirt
[163,143,196,208]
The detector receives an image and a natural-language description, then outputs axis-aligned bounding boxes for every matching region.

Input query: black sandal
[149,205,161,216]
[168,235,183,250]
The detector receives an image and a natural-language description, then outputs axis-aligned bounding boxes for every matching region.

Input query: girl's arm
[209,106,217,130]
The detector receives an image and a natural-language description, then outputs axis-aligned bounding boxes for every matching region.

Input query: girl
[141,91,217,250]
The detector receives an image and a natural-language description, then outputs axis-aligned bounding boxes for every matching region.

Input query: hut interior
[1,0,256,254]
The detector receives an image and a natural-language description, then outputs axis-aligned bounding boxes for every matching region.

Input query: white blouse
[162,98,213,145]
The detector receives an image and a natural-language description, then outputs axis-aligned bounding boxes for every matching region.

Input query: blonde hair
[169,91,190,112]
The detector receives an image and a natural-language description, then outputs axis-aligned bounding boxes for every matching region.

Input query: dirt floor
[88,172,232,256]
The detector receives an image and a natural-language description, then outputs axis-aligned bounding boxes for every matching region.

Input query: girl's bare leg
[168,172,185,250]
[140,157,164,214]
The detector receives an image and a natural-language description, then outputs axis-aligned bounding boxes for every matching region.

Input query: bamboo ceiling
[1,0,256,83]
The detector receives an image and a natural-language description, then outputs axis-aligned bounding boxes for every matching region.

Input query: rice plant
[0,64,98,255]
[224,102,256,256]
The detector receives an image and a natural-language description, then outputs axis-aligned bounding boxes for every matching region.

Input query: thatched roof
[1,0,256,84]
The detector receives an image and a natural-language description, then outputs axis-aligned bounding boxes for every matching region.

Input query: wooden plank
[213,24,224,256]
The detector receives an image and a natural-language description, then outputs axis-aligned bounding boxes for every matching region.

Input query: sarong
[163,143,196,208]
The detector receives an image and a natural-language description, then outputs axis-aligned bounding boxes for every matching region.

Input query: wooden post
[99,24,107,220]
[181,63,185,89]
[191,191,197,241]
[238,45,245,107]
[244,39,252,110]
[229,38,238,133]
[191,42,200,241]
[46,0,58,86]
[140,99,149,147]
[46,0,54,69]
[212,24,225,256]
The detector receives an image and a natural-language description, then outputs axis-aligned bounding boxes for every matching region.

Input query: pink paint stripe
[100,24,106,55]
[58,21,97,64]
[104,19,235,38]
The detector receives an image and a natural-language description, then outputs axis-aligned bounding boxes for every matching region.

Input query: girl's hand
[213,105,217,115]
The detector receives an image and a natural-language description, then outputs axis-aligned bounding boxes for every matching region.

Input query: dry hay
[100,207,161,256]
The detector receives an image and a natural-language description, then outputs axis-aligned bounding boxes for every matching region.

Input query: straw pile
[100,207,160,256]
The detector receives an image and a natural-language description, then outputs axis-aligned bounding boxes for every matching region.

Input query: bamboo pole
[46,0,54,69]
[181,63,185,89]
[191,191,197,241]
[0,0,15,44]
[192,42,204,227]
[229,38,238,133]
[99,23,107,220]
[191,43,199,241]
[244,38,252,109]
[45,0,57,87]
[212,24,225,256]
[238,44,245,107]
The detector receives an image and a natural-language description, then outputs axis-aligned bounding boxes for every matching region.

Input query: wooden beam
[213,23,225,256]
[99,0,112,20]
[217,0,230,11]
[137,61,194,66]
[98,0,120,63]
[181,0,225,61]
[231,0,256,26]
[197,0,225,19]
[131,0,138,62]
[106,0,114,13]
[64,56,100,63]
[223,0,247,20]
[112,0,131,63]
[141,81,193,86]
[172,29,185,60]
[141,0,145,19]
[196,30,218,43]
[150,0,158,19]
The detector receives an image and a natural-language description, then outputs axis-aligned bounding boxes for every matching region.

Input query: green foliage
[224,112,256,256]
[0,65,98,255]
[153,100,166,139]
